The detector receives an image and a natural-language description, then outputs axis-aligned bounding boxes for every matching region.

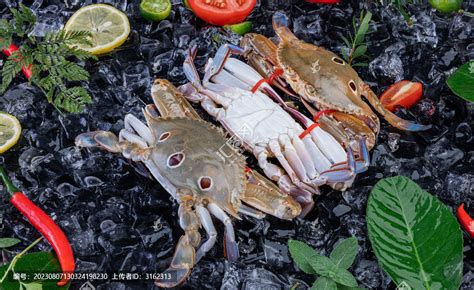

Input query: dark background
[0,0,473,289]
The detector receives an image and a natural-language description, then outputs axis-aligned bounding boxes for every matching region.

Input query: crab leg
[155,202,201,288]
[242,169,301,220]
[268,140,317,195]
[123,114,154,144]
[237,204,266,219]
[207,203,239,262]
[195,205,217,262]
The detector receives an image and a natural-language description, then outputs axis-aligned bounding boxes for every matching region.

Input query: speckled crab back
[146,116,246,216]
[276,39,374,119]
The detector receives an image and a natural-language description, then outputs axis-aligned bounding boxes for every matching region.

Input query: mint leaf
[332,268,358,287]
[311,276,336,290]
[0,238,21,249]
[447,61,474,103]
[366,176,463,290]
[309,255,337,277]
[329,237,358,269]
[288,240,317,275]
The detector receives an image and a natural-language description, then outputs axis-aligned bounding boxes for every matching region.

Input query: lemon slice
[64,4,130,55]
[0,113,21,154]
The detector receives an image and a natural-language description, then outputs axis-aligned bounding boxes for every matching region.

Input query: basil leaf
[0,238,21,249]
[366,176,463,290]
[311,276,337,290]
[288,240,317,275]
[329,237,358,269]
[447,61,474,102]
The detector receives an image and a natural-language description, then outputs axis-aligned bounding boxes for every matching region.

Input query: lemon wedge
[0,113,21,154]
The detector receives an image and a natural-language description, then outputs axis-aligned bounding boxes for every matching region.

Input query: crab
[231,12,431,150]
[179,46,370,216]
[75,79,302,288]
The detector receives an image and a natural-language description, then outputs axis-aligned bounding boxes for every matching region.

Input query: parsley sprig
[0,4,97,113]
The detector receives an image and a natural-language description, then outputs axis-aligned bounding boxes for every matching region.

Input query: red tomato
[379,80,423,112]
[188,0,256,26]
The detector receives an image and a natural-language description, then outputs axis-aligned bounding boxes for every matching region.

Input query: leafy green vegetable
[366,176,463,290]
[0,252,68,290]
[312,276,337,290]
[288,240,317,274]
[340,11,372,66]
[0,238,21,249]
[288,238,362,290]
[447,61,474,102]
[0,4,97,113]
[329,237,358,270]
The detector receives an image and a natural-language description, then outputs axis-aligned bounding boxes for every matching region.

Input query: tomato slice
[379,80,423,112]
[188,0,256,26]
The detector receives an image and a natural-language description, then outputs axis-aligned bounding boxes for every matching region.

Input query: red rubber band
[299,123,319,139]
[267,68,284,84]
[244,166,252,173]
[251,78,267,93]
[313,109,337,122]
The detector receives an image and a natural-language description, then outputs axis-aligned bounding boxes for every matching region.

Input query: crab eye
[332,57,345,65]
[348,80,357,94]
[167,152,185,168]
[159,132,170,142]
[198,176,213,191]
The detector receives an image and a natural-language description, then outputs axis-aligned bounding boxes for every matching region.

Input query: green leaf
[0,238,21,249]
[340,35,351,48]
[288,240,317,274]
[366,176,463,290]
[0,252,69,290]
[331,268,358,287]
[309,255,337,277]
[353,11,372,46]
[311,277,337,290]
[338,285,366,290]
[329,237,358,269]
[446,61,474,102]
[352,45,367,60]
[22,282,43,290]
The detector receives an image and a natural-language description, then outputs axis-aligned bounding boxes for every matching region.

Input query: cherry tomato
[379,80,423,112]
[187,0,256,26]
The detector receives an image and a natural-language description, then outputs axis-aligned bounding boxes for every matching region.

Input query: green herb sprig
[288,237,365,290]
[340,11,372,67]
[377,0,421,26]
[0,4,97,113]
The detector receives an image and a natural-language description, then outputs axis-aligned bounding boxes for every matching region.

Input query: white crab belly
[220,89,301,150]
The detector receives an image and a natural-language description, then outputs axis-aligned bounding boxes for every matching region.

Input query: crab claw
[75,131,122,153]
[155,236,195,288]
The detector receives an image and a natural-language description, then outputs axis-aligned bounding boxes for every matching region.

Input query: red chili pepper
[0,166,75,286]
[2,43,33,80]
[457,204,474,238]
[305,0,341,4]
